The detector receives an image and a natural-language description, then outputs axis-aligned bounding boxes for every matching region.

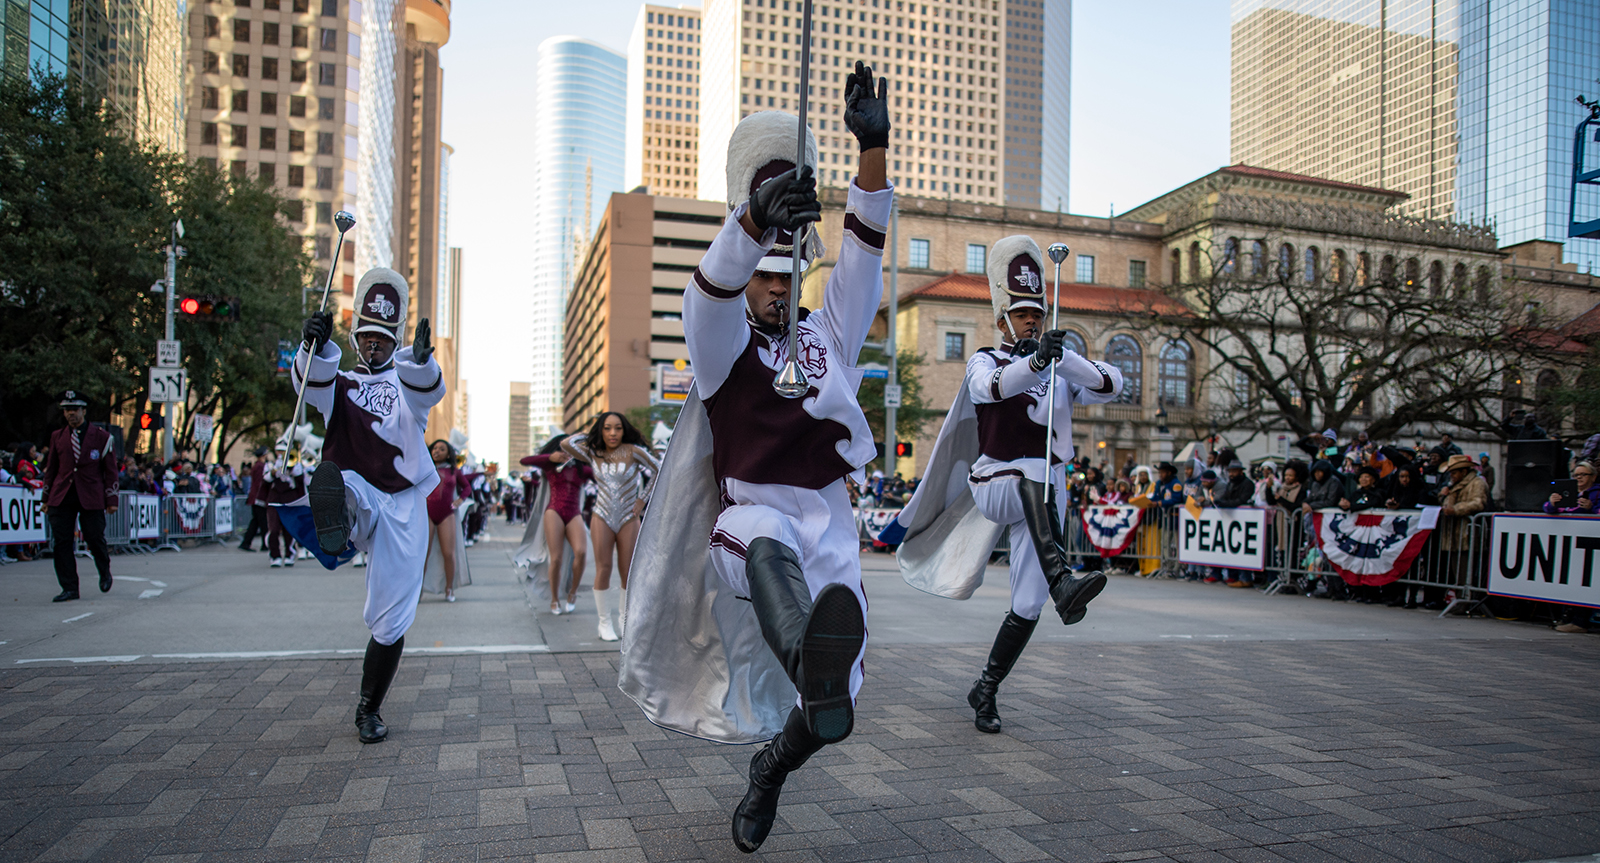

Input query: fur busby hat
[353,267,408,344]
[725,111,824,272]
[987,235,1047,323]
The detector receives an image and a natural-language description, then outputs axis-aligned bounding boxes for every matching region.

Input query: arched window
[1475,266,1492,302]
[1059,329,1087,358]
[1403,257,1420,290]
[1222,238,1238,274]
[1379,254,1397,288]
[1536,369,1563,427]
[1158,340,1193,408]
[1427,260,1444,296]
[1357,252,1371,285]
[1169,248,1181,283]
[1277,243,1295,282]
[1452,262,1468,297]
[1330,249,1347,285]
[1106,335,1143,405]
[1188,241,1200,280]
[1250,240,1267,277]
[1305,246,1321,285]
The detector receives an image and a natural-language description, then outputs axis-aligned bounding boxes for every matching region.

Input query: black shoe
[309,461,351,555]
[1049,570,1106,625]
[238,544,254,552]
[99,571,112,593]
[52,590,79,602]
[744,539,865,744]
[732,708,825,853]
[967,611,1038,734]
[355,636,404,744]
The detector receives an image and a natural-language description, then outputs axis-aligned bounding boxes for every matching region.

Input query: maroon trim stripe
[989,369,1004,402]
[843,213,886,250]
[969,468,1026,484]
[709,529,749,560]
[693,267,745,300]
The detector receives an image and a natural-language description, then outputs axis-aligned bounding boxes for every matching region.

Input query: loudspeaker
[1504,439,1569,512]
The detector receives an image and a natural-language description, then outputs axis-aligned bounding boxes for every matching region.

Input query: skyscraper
[1,0,69,82]
[698,0,1066,209]
[1231,0,1600,264]
[186,0,404,327]
[529,37,626,435]
[626,4,703,197]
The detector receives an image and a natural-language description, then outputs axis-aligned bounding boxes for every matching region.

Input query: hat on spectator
[1478,452,1490,459]
[58,390,88,408]
[1443,454,1476,474]
[1321,429,1337,441]
[1158,461,1176,474]
[987,235,1047,325]
[1227,460,1244,471]
[1201,469,1218,481]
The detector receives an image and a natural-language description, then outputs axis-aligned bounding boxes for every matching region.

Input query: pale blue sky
[442,0,1231,465]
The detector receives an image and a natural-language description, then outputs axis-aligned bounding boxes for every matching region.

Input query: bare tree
[1133,234,1574,444]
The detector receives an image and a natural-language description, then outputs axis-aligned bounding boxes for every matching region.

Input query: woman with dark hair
[520,434,594,615]
[425,440,472,601]
[561,411,660,641]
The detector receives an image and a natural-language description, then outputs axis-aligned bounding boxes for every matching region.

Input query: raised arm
[560,433,596,465]
[681,207,772,399]
[966,351,1046,405]
[393,345,444,420]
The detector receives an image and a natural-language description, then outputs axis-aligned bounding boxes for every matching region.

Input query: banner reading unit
[1489,514,1600,609]
[1177,507,1268,571]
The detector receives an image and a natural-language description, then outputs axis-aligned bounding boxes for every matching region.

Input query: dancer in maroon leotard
[520,434,593,614]
[427,440,472,601]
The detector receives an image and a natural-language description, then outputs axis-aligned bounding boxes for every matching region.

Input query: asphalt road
[0,520,1573,666]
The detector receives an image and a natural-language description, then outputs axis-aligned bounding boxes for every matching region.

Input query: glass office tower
[530,37,626,435]
[1,0,68,81]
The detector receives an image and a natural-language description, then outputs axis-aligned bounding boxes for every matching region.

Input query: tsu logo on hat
[58,390,88,408]
[352,267,409,343]
[986,235,1047,321]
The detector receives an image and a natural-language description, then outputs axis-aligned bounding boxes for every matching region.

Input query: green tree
[856,347,940,466]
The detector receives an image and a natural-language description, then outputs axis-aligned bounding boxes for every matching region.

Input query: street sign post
[149,367,188,403]
[157,339,181,368]
[883,384,903,408]
[194,414,214,442]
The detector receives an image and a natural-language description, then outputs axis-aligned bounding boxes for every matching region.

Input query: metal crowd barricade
[1060,504,1173,577]
[158,493,215,550]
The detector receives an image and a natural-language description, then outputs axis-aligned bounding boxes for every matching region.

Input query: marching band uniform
[620,83,893,853]
[883,236,1122,734]
[263,453,305,566]
[41,390,117,601]
[292,267,444,744]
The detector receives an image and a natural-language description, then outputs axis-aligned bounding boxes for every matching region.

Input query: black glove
[843,61,891,151]
[412,317,433,365]
[1012,338,1039,358]
[748,164,821,233]
[301,310,332,352]
[1029,329,1066,372]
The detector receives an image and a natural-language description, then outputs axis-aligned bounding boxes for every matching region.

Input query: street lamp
[1155,399,1169,436]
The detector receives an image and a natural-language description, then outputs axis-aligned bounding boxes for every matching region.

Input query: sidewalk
[1,633,1597,862]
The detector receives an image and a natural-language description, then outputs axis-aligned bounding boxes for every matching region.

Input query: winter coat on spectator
[1437,469,1488,552]
[1155,476,1185,509]
[1214,473,1254,508]
[1267,479,1304,513]
[1384,468,1433,509]
[1543,484,1600,515]
[1345,483,1384,512]
[1304,460,1344,510]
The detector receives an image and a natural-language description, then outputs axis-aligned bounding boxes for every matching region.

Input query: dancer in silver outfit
[561,411,660,641]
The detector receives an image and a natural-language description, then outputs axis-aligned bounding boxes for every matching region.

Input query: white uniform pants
[345,472,429,646]
[968,457,1066,622]
[706,477,867,704]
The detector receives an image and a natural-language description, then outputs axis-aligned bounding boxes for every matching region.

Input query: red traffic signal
[138,412,164,430]
[177,294,240,321]
[179,297,200,314]
[894,441,913,458]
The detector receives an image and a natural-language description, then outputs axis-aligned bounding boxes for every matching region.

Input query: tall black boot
[355,636,404,743]
[732,707,827,853]
[1019,479,1106,624]
[967,611,1038,734]
[745,537,865,743]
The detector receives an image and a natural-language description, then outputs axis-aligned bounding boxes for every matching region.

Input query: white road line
[62,612,94,623]
[14,645,552,665]
[138,589,163,599]
[150,580,167,588]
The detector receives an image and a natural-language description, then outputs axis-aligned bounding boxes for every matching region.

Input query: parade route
[2,524,1598,862]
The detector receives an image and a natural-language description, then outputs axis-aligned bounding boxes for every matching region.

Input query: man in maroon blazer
[41,390,118,601]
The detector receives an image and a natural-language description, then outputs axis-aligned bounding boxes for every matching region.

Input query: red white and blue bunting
[1312,508,1440,586]
[1081,505,1143,557]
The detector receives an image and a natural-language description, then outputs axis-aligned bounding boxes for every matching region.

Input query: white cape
[882,381,1003,600]
[617,390,795,744]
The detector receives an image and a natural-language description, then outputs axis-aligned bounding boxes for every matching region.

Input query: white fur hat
[726,112,824,268]
[987,235,1047,321]
[353,267,408,342]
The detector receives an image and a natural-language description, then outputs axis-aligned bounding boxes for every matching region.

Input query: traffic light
[894,441,913,458]
[177,294,241,321]
[138,412,164,431]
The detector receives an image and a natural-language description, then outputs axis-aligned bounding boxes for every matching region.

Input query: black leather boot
[967,611,1038,734]
[745,538,865,743]
[309,461,351,555]
[355,636,404,743]
[732,707,827,853]
[1019,479,1106,624]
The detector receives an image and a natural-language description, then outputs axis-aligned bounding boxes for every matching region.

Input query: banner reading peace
[1081,505,1142,556]
[1312,507,1439,586]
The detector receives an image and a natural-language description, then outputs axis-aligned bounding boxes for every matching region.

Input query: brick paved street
[2,632,1597,862]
